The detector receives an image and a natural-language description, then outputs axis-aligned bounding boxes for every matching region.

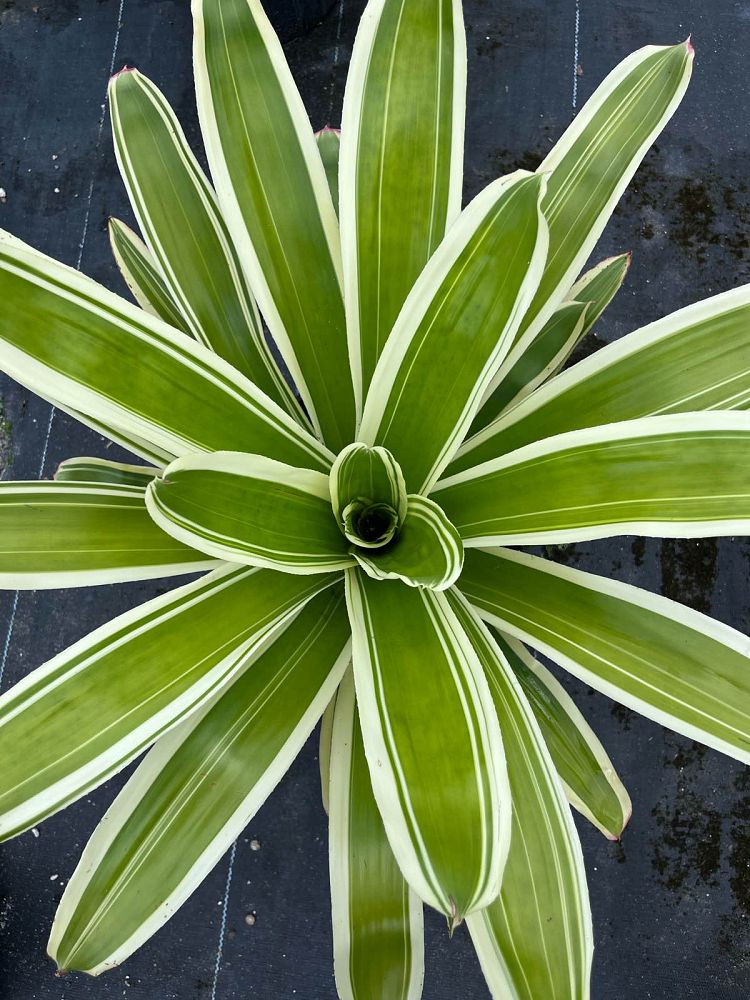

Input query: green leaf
[353,494,463,591]
[568,251,632,330]
[147,451,353,573]
[460,547,750,765]
[49,587,350,974]
[0,565,335,839]
[55,456,158,488]
[316,128,340,217]
[193,0,355,451]
[340,0,466,412]
[0,480,216,589]
[345,569,509,923]
[319,689,339,816]
[512,41,692,350]
[109,69,300,418]
[329,671,424,1000]
[435,413,750,546]
[359,172,548,494]
[0,231,332,472]
[473,252,631,432]
[454,281,750,471]
[108,218,187,332]
[330,442,408,536]
[448,593,592,1000]
[472,301,589,426]
[492,631,631,840]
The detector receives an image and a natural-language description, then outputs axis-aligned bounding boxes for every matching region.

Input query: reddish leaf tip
[685,35,695,56]
[110,64,136,82]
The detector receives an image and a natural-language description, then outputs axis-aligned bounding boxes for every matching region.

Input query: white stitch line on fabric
[210,840,238,1000]
[572,0,581,110]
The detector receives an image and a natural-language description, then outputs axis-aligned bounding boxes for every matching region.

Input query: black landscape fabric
[0,1,749,997]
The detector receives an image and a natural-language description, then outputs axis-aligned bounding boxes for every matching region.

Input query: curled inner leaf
[342,498,400,548]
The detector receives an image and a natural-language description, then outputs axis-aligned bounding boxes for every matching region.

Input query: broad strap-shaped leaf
[316,127,340,217]
[109,70,299,418]
[454,281,750,471]
[193,0,355,451]
[0,480,216,589]
[108,218,187,332]
[329,671,424,1000]
[359,172,548,493]
[345,569,509,923]
[330,442,408,532]
[461,547,750,764]
[474,252,631,431]
[0,565,334,839]
[0,232,332,471]
[147,451,353,573]
[340,0,466,413]
[569,252,632,330]
[353,494,463,591]
[493,631,631,840]
[49,588,350,975]
[511,41,692,352]
[473,301,588,425]
[319,689,339,816]
[55,456,158,488]
[435,413,750,546]
[448,594,592,1000]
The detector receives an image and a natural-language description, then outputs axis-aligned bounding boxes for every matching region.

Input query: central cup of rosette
[330,443,464,591]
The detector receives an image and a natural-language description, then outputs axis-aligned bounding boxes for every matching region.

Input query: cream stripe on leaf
[46,394,174,469]
[340,0,466,415]
[329,671,424,1000]
[460,547,750,765]
[359,172,548,494]
[435,412,750,547]
[49,588,350,975]
[109,70,301,420]
[0,480,217,589]
[193,0,355,451]
[353,493,464,591]
[0,565,335,840]
[454,281,750,472]
[474,252,631,431]
[0,231,332,472]
[345,569,509,924]
[108,219,187,332]
[448,593,592,1000]
[492,631,631,841]
[500,41,692,365]
[146,451,354,573]
[55,457,159,488]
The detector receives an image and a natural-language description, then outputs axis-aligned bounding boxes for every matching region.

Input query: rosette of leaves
[0,1,748,997]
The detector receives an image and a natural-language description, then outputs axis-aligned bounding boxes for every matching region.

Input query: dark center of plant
[342,498,399,549]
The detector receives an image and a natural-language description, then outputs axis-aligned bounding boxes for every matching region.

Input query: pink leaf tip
[110,64,136,82]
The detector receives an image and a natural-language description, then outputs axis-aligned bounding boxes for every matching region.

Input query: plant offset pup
[0,0,748,995]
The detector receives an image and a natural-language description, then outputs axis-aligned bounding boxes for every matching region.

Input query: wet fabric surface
[0,1,749,997]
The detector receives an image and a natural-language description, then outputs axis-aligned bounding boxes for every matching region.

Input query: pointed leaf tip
[110,64,135,82]
[686,35,695,56]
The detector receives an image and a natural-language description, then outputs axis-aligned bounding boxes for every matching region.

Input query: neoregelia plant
[0,1,747,997]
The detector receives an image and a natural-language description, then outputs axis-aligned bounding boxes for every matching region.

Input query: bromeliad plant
[1,0,749,996]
